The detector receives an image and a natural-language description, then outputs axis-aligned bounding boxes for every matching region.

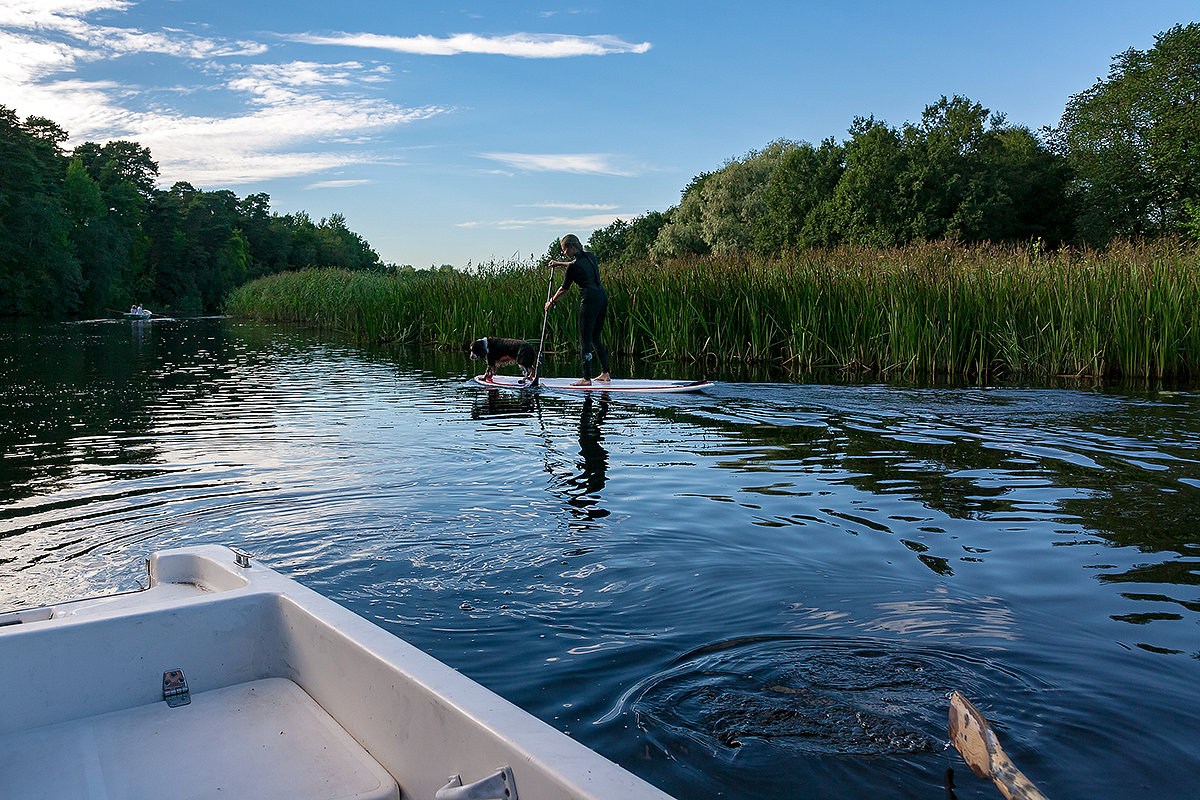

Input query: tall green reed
[224,239,1200,380]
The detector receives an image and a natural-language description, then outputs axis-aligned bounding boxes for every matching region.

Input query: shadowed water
[2,317,1198,799]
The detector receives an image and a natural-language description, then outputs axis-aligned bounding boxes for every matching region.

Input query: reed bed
[224,239,1200,380]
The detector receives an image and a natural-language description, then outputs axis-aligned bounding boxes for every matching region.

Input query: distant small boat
[0,545,674,800]
[124,309,153,319]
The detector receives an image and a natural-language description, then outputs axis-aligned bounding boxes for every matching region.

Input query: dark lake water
[2,316,1198,799]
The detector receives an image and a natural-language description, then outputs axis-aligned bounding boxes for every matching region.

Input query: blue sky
[2,2,1195,268]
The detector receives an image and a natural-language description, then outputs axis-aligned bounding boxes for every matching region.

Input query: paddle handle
[531,265,554,386]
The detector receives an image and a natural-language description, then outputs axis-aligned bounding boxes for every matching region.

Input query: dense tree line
[589,23,1200,265]
[0,108,379,316]
[7,24,1197,317]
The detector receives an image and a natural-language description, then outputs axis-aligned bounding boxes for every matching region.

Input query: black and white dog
[468,337,536,379]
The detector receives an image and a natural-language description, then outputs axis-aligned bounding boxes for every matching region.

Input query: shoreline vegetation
[225,238,1200,381]
[5,22,1195,382]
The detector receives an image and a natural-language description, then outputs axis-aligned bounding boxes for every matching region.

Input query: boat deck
[0,545,676,800]
[0,678,399,800]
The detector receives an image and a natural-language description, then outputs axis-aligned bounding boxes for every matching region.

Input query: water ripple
[606,635,1042,761]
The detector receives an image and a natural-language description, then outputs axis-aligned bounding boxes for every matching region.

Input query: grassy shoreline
[224,239,1200,380]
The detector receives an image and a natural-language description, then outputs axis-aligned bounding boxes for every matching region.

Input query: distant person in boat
[545,234,611,386]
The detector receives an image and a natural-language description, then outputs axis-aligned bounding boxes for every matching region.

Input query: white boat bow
[0,545,674,800]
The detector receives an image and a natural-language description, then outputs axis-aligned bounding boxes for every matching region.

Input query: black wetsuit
[561,251,610,379]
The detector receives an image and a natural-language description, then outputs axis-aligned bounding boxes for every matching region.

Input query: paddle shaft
[949,691,1049,800]
[531,266,555,387]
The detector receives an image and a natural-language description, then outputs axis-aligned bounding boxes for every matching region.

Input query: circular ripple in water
[624,635,1040,761]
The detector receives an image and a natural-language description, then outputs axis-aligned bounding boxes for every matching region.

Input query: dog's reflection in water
[470,388,537,420]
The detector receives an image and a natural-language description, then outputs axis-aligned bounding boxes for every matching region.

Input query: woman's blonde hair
[560,234,583,252]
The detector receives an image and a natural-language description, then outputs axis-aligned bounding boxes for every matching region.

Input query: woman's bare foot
[572,378,592,386]
[596,372,611,382]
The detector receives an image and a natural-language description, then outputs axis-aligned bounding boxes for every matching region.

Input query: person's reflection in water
[471,390,609,519]
[567,394,609,518]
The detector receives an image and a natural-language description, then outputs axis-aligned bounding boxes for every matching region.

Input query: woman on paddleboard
[546,234,611,386]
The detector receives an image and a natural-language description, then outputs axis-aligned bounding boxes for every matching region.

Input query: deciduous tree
[1050,23,1200,243]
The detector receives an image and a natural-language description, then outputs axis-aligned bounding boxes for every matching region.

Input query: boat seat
[0,677,400,800]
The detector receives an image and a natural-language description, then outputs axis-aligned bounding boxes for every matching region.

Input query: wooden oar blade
[949,690,997,779]
[949,691,1050,800]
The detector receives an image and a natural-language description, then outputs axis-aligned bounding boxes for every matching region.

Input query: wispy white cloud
[133,76,446,185]
[1,0,271,138]
[0,2,650,191]
[4,55,445,185]
[457,211,625,231]
[0,30,77,85]
[0,1,131,31]
[305,178,373,189]
[0,3,445,186]
[479,152,638,176]
[0,0,265,61]
[519,202,619,210]
[83,26,266,59]
[228,61,392,93]
[285,31,651,58]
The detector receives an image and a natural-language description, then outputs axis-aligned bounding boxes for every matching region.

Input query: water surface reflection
[2,317,1199,800]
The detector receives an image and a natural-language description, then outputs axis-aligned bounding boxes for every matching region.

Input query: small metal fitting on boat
[230,547,252,568]
[162,669,190,707]
[436,766,517,800]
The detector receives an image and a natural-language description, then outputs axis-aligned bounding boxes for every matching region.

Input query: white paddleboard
[472,374,713,394]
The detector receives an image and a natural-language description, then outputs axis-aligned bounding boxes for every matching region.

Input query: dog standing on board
[468,337,537,380]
